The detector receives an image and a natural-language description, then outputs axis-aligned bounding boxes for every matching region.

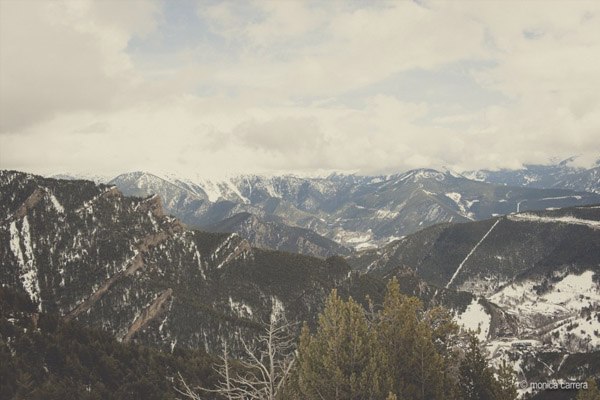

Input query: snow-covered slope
[50,172,113,184]
[110,169,600,250]
[466,157,600,194]
[350,205,600,394]
[455,298,492,341]
[0,171,360,355]
[490,270,600,351]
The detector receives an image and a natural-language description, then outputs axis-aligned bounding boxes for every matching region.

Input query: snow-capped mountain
[0,170,484,354]
[2,170,598,391]
[50,172,114,184]
[110,169,600,251]
[0,170,487,349]
[465,157,600,194]
[0,170,357,354]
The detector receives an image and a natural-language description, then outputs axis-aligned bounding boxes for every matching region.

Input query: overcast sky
[1,0,599,178]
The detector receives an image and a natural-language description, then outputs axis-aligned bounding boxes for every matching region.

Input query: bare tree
[177,313,296,400]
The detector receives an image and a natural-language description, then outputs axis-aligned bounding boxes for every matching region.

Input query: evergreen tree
[424,306,461,399]
[495,359,517,400]
[295,289,380,400]
[458,334,498,400]
[291,280,464,400]
[375,278,448,400]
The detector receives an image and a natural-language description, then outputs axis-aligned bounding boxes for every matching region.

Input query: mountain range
[0,170,363,356]
[108,168,600,254]
[465,157,600,194]
[1,169,598,397]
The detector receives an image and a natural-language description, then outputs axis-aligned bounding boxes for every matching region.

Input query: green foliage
[495,360,518,400]
[290,278,511,400]
[375,278,448,399]
[295,290,380,400]
[458,334,517,400]
[289,279,516,400]
[0,288,217,400]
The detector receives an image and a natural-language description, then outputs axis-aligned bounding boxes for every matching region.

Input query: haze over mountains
[2,167,599,398]
[465,157,600,195]
[3,0,600,397]
[105,161,600,252]
[0,170,353,355]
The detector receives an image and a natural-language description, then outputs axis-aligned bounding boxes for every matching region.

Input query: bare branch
[176,313,298,400]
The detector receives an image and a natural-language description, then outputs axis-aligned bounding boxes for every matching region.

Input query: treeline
[178,279,519,400]
[3,283,599,400]
[285,278,516,400]
[0,288,217,400]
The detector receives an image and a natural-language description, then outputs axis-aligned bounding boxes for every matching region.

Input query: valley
[1,168,599,399]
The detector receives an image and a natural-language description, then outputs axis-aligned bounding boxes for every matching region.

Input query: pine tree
[495,359,517,400]
[424,306,461,399]
[375,278,449,400]
[295,290,380,400]
[458,334,498,400]
[424,306,459,363]
[289,282,502,400]
[576,379,600,400]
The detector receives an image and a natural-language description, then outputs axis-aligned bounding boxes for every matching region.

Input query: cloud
[72,121,110,135]
[0,0,158,132]
[233,117,324,153]
[1,0,599,177]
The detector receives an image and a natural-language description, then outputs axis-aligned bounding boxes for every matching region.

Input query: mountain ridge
[109,168,600,251]
[2,170,599,393]
[465,157,600,194]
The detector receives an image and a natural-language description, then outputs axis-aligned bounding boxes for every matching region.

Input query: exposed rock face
[0,171,355,354]
[123,288,173,342]
[349,205,600,386]
[206,212,351,258]
[466,158,600,194]
[111,169,600,250]
[2,170,598,388]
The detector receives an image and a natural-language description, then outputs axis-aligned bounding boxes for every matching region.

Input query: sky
[1,0,599,179]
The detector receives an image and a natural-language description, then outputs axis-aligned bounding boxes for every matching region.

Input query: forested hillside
[0,288,217,400]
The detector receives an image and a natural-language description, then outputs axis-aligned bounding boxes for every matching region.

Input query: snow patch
[271,296,285,322]
[508,213,600,229]
[9,221,24,267]
[539,195,582,201]
[229,296,253,318]
[48,192,64,213]
[10,218,41,310]
[490,270,600,350]
[445,192,462,204]
[354,242,377,251]
[224,179,250,203]
[445,192,475,220]
[196,179,223,202]
[375,209,400,219]
[447,219,501,288]
[455,299,491,341]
